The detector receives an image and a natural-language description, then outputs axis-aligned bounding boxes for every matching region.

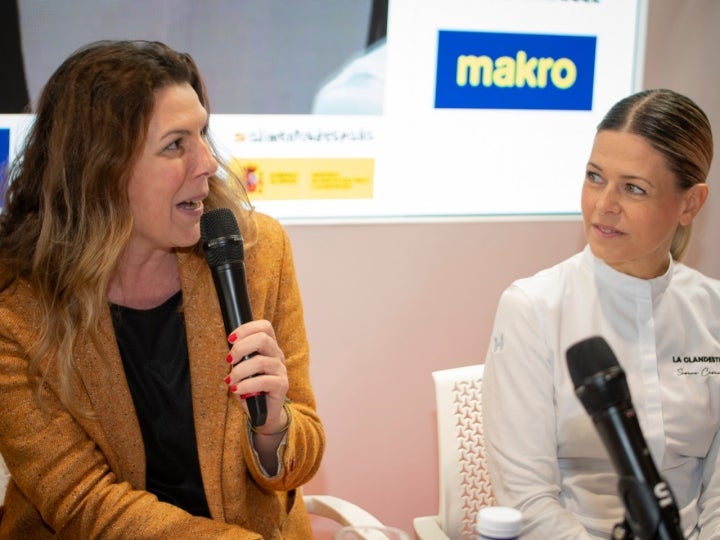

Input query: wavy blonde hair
[0,40,255,414]
[596,88,713,261]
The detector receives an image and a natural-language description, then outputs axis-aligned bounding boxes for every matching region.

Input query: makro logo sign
[435,30,596,110]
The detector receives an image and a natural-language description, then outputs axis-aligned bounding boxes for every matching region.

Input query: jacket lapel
[69,251,231,515]
[178,251,231,519]
[73,306,146,488]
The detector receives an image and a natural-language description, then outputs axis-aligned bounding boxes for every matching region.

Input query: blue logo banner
[435,30,597,110]
[0,128,9,209]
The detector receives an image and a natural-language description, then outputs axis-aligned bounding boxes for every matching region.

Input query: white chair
[0,453,8,500]
[413,365,495,540]
[303,493,385,529]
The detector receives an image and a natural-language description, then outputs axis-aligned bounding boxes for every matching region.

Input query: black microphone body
[566,336,683,540]
[200,208,267,427]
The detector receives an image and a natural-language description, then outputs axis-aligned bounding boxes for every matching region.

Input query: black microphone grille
[200,208,240,243]
[566,336,620,388]
[200,208,244,266]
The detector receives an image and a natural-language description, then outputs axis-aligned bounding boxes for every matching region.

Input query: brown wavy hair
[596,88,713,261]
[0,40,255,414]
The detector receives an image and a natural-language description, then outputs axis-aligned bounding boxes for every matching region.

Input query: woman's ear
[679,183,709,227]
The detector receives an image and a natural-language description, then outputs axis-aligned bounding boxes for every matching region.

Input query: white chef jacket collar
[581,245,673,300]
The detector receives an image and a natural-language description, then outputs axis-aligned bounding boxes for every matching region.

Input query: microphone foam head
[200,208,244,266]
[200,208,240,242]
[566,336,629,416]
[566,336,619,388]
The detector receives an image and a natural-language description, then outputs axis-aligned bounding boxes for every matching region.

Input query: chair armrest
[0,453,9,502]
[412,515,450,540]
[303,494,384,528]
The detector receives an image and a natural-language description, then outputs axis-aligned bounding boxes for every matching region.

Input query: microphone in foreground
[565,336,683,540]
[200,208,267,427]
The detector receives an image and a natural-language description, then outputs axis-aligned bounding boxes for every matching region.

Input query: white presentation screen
[0,0,647,223]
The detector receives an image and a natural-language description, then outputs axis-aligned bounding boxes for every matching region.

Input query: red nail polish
[224,376,231,385]
[230,385,237,393]
[226,353,233,363]
[228,333,237,343]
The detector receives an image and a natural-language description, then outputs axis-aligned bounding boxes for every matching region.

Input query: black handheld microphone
[565,336,683,540]
[200,208,267,427]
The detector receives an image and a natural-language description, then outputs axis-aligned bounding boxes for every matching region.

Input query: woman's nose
[597,186,620,213]
[197,138,219,177]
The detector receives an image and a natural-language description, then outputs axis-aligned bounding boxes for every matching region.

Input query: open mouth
[177,200,202,210]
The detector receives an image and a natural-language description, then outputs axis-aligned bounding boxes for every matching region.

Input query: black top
[110,291,211,517]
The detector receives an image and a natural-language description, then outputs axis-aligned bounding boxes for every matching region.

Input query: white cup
[476,506,522,539]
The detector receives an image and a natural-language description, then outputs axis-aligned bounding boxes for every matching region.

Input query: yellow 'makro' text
[456,51,577,89]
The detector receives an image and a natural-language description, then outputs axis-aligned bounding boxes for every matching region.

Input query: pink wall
[292,1,720,536]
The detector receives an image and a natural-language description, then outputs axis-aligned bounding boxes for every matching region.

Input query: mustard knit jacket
[0,212,325,539]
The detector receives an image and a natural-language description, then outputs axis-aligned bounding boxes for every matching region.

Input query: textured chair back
[433,365,495,540]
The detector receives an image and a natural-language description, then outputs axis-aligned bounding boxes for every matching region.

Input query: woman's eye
[164,139,182,152]
[586,171,602,183]
[626,183,646,195]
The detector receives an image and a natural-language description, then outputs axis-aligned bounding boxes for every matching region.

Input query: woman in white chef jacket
[482,88,720,540]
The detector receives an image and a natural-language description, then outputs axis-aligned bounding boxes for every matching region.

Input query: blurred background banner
[2,0,645,222]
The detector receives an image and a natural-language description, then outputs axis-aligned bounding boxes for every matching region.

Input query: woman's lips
[177,200,202,210]
[593,223,624,238]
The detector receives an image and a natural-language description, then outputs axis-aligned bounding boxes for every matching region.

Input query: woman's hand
[224,319,289,436]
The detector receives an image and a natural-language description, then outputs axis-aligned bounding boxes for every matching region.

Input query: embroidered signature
[676,367,720,377]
